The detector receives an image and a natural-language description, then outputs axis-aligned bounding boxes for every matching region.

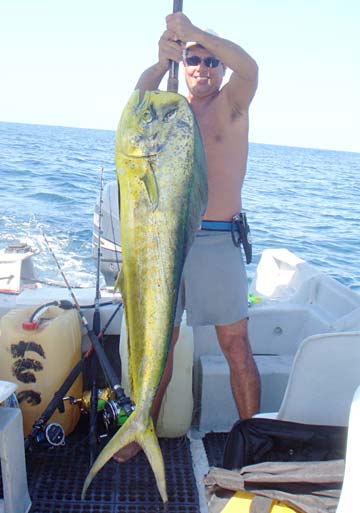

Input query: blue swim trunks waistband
[201,220,233,231]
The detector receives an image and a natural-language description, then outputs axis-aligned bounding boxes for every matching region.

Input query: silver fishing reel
[102,399,135,432]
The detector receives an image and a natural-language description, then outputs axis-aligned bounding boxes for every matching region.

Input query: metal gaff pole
[167,0,183,92]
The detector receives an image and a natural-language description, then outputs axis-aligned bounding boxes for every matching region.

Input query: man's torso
[192,92,249,221]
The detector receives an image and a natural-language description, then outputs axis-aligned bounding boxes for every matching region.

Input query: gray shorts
[174,230,248,326]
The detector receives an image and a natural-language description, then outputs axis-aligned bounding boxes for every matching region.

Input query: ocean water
[1,121,359,293]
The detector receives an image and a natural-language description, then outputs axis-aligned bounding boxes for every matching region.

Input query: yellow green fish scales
[81,89,207,502]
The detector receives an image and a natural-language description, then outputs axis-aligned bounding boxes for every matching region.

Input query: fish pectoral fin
[141,163,159,209]
[114,268,124,295]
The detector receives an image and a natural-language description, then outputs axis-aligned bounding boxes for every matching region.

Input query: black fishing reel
[31,422,65,449]
[102,398,135,433]
[74,388,135,434]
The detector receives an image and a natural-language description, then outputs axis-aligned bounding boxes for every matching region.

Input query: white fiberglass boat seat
[255,332,360,426]
[0,380,31,513]
[336,383,360,513]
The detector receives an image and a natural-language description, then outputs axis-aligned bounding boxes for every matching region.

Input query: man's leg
[216,317,260,419]
[113,326,180,463]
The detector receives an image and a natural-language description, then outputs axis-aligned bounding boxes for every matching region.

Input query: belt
[201,220,234,231]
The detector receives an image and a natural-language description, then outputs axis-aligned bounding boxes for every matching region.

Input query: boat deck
[3,423,228,513]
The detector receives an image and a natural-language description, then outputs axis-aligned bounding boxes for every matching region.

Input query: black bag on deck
[223,417,348,470]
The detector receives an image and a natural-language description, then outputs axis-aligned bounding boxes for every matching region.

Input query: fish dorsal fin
[141,160,159,210]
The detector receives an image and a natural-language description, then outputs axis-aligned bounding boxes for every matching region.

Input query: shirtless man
[114,12,260,462]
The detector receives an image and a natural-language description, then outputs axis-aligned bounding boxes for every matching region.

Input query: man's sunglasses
[184,56,221,68]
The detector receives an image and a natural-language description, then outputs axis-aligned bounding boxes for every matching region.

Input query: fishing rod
[94,167,104,336]
[41,229,133,416]
[24,300,124,451]
[89,167,104,464]
[167,0,183,93]
[25,356,85,451]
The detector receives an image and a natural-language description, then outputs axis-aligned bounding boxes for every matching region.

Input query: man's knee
[216,318,251,358]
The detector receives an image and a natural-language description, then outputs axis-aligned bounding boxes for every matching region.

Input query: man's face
[183,45,225,98]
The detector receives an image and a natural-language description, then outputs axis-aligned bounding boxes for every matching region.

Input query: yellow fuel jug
[0,305,82,436]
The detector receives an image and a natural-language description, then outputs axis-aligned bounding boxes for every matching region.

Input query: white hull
[1,244,360,432]
[2,235,360,513]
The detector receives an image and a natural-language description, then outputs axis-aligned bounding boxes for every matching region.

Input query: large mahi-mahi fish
[82,89,207,502]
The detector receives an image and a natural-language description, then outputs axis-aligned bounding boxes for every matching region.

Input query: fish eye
[163,108,177,122]
[142,104,158,125]
[143,110,153,124]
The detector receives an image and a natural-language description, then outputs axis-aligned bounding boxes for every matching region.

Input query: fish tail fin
[81,411,168,503]
[81,412,138,500]
[139,424,168,503]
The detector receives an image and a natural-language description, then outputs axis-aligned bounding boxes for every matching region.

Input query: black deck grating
[202,432,228,468]
[17,429,200,513]
[1,426,229,512]
[29,503,198,513]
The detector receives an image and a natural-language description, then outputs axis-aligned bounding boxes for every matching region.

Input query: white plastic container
[120,317,194,437]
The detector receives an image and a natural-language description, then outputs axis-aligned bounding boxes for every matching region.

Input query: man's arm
[135,30,184,99]
[134,63,167,98]
[166,13,258,110]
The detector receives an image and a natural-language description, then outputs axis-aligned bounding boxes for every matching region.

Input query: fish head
[116,90,194,160]
[115,89,206,211]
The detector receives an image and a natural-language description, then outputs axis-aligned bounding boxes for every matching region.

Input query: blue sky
[1,0,359,152]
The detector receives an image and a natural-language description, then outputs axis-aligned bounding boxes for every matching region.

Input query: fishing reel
[25,421,66,451]
[35,422,65,448]
[78,387,115,412]
[76,388,135,434]
[102,398,135,433]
